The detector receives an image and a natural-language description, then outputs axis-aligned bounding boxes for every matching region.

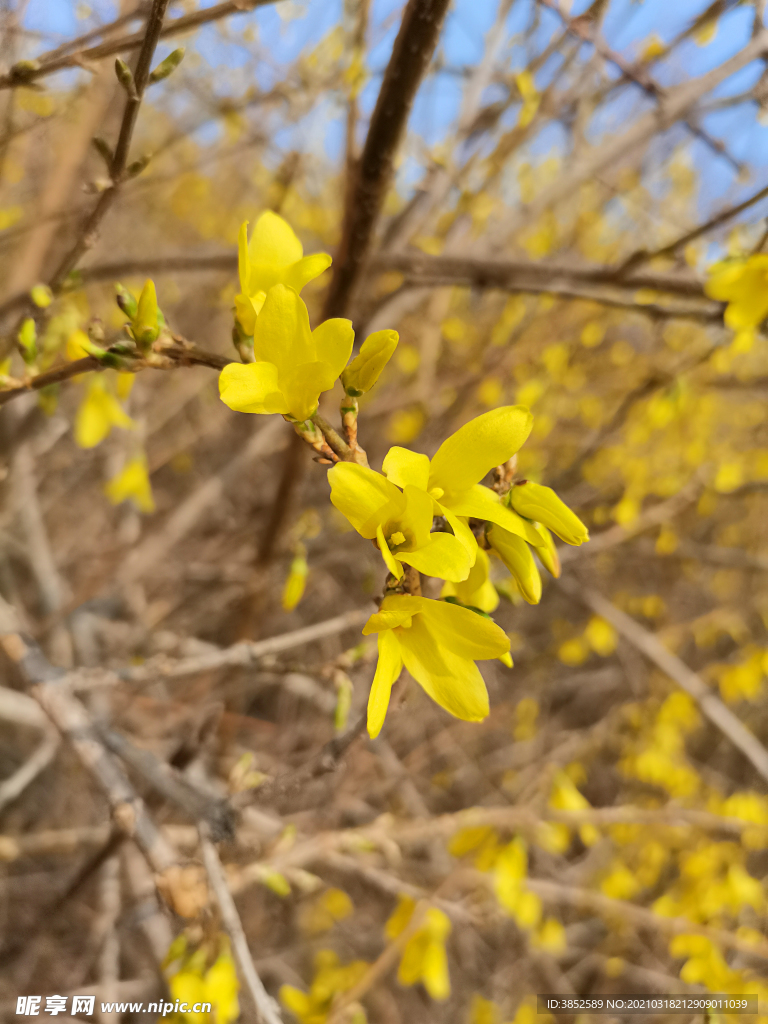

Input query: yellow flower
[328,462,472,582]
[235,212,332,335]
[441,546,499,613]
[131,279,161,347]
[362,594,510,738]
[282,545,308,611]
[104,454,155,513]
[493,837,542,929]
[219,284,353,423]
[75,377,134,448]
[167,939,240,1024]
[705,255,768,330]
[507,480,589,546]
[280,950,367,1024]
[486,524,542,604]
[341,329,399,395]
[383,406,541,559]
[397,906,452,1000]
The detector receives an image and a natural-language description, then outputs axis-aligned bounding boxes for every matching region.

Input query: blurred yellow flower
[104,454,155,513]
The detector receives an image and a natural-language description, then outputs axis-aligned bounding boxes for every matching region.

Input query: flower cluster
[216,211,589,739]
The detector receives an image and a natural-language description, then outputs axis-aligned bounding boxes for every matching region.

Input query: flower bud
[340,329,398,396]
[18,317,37,365]
[530,523,561,578]
[508,480,589,546]
[132,279,160,348]
[115,282,138,319]
[486,525,542,605]
[114,58,136,97]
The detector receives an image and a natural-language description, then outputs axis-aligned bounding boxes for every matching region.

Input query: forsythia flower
[704,255,768,331]
[235,212,332,335]
[219,284,353,423]
[441,546,499,613]
[328,462,472,582]
[362,594,510,737]
[385,896,452,1001]
[486,524,542,604]
[382,406,543,558]
[507,480,589,546]
[340,329,399,395]
[75,377,134,448]
[104,454,155,513]
[280,949,367,1024]
[167,938,239,1024]
[493,837,542,929]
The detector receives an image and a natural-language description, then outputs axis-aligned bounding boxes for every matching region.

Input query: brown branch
[0,597,208,918]
[0,0,285,91]
[0,338,228,406]
[322,0,452,320]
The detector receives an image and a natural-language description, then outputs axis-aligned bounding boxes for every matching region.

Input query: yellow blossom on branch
[382,406,542,558]
[384,896,452,1000]
[219,284,353,422]
[235,212,332,335]
[704,255,768,331]
[104,454,155,513]
[362,594,510,738]
[75,377,135,449]
[328,462,472,582]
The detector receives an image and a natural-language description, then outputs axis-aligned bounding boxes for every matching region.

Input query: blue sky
[19,0,768,233]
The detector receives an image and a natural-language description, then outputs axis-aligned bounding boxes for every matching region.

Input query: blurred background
[1,0,768,1021]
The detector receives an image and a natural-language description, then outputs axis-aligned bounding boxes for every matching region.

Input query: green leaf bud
[148,47,185,85]
[340,329,398,396]
[127,154,151,177]
[114,58,137,97]
[508,480,589,547]
[132,279,160,348]
[115,283,138,319]
[18,317,37,365]
[92,135,114,167]
[486,525,542,604]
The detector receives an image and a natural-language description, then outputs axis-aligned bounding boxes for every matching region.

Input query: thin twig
[558,577,768,786]
[199,826,284,1024]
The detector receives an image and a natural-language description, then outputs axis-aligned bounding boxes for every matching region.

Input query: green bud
[132,279,160,347]
[115,283,138,319]
[18,317,37,365]
[486,525,542,605]
[148,47,185,85]
[127,154,151,177]
[114,58,137,97]
[334,672,353,732]
[340,329,398,396]
[508,480,589,547]
[529,522,561,578]
[92,135,113,167]
[10,60,40,82]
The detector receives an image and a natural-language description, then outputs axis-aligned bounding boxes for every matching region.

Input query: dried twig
[199,825,284,1024]
[559,578,768,785]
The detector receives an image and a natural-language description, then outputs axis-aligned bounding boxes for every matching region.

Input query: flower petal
[367,630,402,738]
[311,317,354,380]
[398,617,490,722]
[377,523,403,579]
[362,595,418,634]
[328,463,403,538]
[218,361,287,414]
[399,533,472,582]
[428,406,533,493]
[399,485,434,549]
[237,221,250,294]
[487,525,542,604]
[383,446,430,490]
[286,252,333,293]
[253,284,313,373]
[417,596,510,660]
[248,210,303,267]
[435,502,478,561]
[441,546,499,612]
[280,360,337,421]
[446,484,543,544]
